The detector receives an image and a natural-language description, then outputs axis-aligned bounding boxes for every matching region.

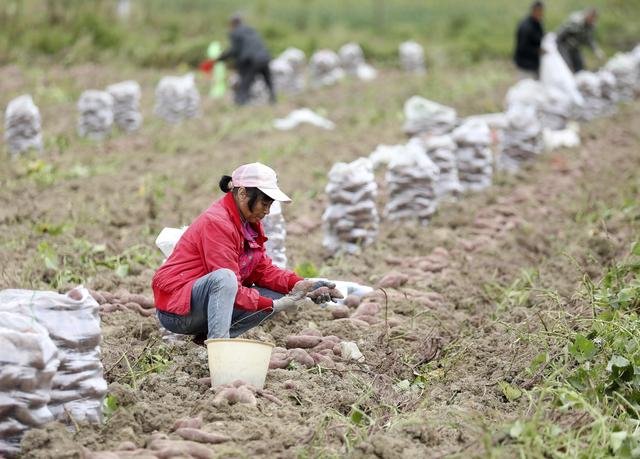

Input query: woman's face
[237,188,273,223]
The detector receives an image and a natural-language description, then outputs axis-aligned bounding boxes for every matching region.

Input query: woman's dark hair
[219,175,274,211]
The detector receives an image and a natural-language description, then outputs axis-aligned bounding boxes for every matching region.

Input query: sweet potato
[269,356,291,369]
[310,352,336,368]
[348,318,371,328]
[343,295,361,308]
[235,386,257,406]
[148,439,213,459]
[330,305,350,319]
[115,442,137,451]
[67,288,83,301]
[212,387,238,406]
[175,428,230,444]
[283,380,296,390]
[171,417,202,431]
[100,291,115,303]
[81,449,120,459]
[231,380,249,388]
[377,271,409,288]
[256,389,283,405]
[353,302,380,317]
[196,377,211,387]
[299,328,323,337]
[332,343,342,356]
[285,335,322,349]
[124,302,155,317]
[312,339,340,352]
[287,348,315,368]
[272,346,288,355]
[353,314,379,325]
[126,293,155,309]
[88,289,107,304]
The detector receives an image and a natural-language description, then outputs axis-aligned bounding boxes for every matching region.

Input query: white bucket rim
[204,338,275,348]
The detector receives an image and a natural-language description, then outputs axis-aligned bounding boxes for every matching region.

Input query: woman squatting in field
[151,162,340,340]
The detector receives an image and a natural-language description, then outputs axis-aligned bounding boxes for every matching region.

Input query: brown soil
[1,63,639,458]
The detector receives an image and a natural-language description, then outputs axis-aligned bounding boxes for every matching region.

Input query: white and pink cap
[231,162,291,202]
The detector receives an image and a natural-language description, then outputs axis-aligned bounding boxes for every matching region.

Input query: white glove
[273,291,312,313]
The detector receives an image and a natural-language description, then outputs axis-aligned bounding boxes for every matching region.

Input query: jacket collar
[221,192,267,245]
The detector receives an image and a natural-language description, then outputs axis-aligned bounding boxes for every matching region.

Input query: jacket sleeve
[218,29,242,61]
[252,251,303,294]
[200,218,267,312]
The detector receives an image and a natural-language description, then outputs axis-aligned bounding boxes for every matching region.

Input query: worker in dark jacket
[556,8,603,73]
[218,15,276,105]
[514,1,545,79]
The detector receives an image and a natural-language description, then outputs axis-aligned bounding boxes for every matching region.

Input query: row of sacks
[0,287,106,458]
[322,118,494,254]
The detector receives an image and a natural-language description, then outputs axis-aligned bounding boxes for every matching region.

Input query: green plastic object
[207,41,226,98]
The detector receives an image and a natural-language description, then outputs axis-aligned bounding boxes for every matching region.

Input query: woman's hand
[292,279,344,304]
[273,291,312,312]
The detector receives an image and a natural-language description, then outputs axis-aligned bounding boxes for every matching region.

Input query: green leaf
[509,420,524,439]
[611,431,628,452]
[114,263,129,278]
[631,241,640,257]
[529,352,548,373]
[37,241,59,271]
[102,394,119,418]
[499,381,522,402]
[350,407,365,425]
[569,334,597,363]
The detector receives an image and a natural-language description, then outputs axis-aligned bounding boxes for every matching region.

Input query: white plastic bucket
[204,338,274,389]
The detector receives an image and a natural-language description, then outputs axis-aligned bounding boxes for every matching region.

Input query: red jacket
[152,192,302,315]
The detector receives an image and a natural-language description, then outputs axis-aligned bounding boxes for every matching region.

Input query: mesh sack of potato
[263,201,287,269]
[0,287,107,424]
[403,96,457,136]
[77,90,114,140]
[106,80,143,132]
[497,105,543,173]
[452,118,493,191]
[384,141,440,224]
[412,134,462,201]
[0,312,59,458]
[604,52,639,103]
[338,42,377,81]
[309,49,345,87]
[399,41,426,74]
[278,47,306,93]
[323,157,379,254]
[154,73,200,123]
[4,94,43,157]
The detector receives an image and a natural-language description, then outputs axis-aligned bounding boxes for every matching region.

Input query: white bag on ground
[0,287,106,425]
[106,80,142,132]
[273,108,335,130]
[0,313,59,458]
[4,95,43,156]
[384,142,440,224]
[399,41,426,74]
[498,105,543,172]
[403,96,457,136]
[263,201,287,269]
[604,52,638,102]
[77,90,114,140]
[323,158,379,254]
[154,73,200,123]
[155,226,188,259]
[309,50,345,87]
[574,71,617,120]
[277,47,306,93]
[452,119,493,191]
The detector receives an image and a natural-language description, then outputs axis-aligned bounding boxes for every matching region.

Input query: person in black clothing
[218,15,276,106]
[514,1,545,79]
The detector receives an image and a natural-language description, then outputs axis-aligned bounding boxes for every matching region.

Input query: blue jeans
[156,269,284,339]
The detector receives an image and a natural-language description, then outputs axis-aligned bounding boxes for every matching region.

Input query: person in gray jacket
[218,15,276,105]
[556,8,604,73]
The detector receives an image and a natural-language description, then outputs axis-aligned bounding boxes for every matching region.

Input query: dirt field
[1,63,639,458]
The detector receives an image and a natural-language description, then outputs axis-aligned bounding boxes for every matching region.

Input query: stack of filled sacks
[276,47,306,93]
[309,50,345,87]
[263,201,287,269]
[452,119,493,192]
[384,141,440,224]
[597,70,620,104]
[0,313,59,457]
[604,52,639,102]
[399,41,426,74]
[270,58,296,95]
[106,80,142,132]
[403,96,457,136]
[154,73,200,123]
[537,33,584,129]
[574,71,617,120]
[323,158,379,254]
[0,287,107,424]
[413,135,462,201]
[3,94,43,156]
[338,42,377,81]
[497,105,543,172]
[77,90,114,139]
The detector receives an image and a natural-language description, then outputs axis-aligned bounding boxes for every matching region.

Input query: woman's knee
[206,268,238,294]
